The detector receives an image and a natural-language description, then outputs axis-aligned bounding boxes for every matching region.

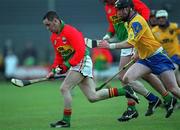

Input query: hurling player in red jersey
[101,0,171,122]
[103,0,150,40]
[43,11,138,128]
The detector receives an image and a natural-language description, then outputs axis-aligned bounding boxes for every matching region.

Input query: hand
[131,51,139,61]
[59,64,69,74]
[98,40,110,48]
[46,71,55,79]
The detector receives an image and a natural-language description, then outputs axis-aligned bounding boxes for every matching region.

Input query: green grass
[0,80,179,130]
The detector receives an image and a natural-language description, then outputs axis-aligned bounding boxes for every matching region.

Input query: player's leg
[143,73,167,96]
[174,64,180,109]
[118,55,139,121]
[141,52,179,118]
[159,70,179,117]
[174,63,180,86]
[142,73,171,116]
[171,55,180,86]
[50,70,84,128]
[159,70,180,98]
[78,77,139,103]
[118,55,161,121]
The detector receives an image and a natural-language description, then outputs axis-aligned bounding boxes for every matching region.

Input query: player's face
[157,17,167,26]
[117,7,130,22]
[43,18,60,33]
[149,16,158,27]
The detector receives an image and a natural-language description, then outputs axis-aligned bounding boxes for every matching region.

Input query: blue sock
[145,92,158,102]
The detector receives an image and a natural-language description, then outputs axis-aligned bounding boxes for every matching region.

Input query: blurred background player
[43,11,138,128]
[3,39,19,80]
[21,41,38,66]
[91,48,113,79]
[152,9,180,87]
[149,10,158,28]
[101,0,171,122]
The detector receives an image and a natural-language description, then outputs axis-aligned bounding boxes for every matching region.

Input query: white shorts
[70,55,93,78]
[120,48,134,56]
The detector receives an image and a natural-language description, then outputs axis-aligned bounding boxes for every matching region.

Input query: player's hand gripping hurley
[96,60,135,91]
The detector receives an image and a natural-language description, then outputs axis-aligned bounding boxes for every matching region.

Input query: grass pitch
[0,80,179,130]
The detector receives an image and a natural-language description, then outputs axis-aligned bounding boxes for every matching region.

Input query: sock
[63,108,72,124]
[162,92,172,103]
[108,88,126,98]
[145,92,158,102]
[127,101,136,111]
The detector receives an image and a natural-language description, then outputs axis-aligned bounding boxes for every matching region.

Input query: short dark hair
[115,0,133,9]
[43,11,59,21]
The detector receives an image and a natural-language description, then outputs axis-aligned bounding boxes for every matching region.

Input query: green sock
[63,109,72,124]
[128,105,136,111]
[127,101,136,111]
[108,88,126,97]
[108,86,133,97]
[117,87,126,96]
[63,115,71,123]
[163,93,172,103]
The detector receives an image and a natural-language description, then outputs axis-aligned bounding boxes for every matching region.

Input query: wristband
[109,43,116,49]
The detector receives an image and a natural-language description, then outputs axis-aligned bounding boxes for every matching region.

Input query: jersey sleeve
[133,0,150,21]
[127,19,147,45]
[65,26,86,66]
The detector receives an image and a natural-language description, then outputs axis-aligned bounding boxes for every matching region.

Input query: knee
[119,74,124,81]
[60,85,69,94]
[87,96,98,103]
[167,87,178,94]
[122,75,131,84]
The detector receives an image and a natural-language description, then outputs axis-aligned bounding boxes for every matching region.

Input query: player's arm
[131,49,139,61]
[84,38,133,49]
[84,38,101,48]
[66,29,86,67]
[98,40,133,49]
[47,37,64,78]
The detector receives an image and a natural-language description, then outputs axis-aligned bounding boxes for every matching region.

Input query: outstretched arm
[84,38,102,48]
[84,38,133,49]
[98,40,133,49]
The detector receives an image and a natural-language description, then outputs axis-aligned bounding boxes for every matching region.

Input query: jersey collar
[57,20,65,34]
[128,12,137,23]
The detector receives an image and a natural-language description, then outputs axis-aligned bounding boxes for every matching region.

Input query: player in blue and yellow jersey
[99,0,180,118]
[152,10,180,86]
[100,0,171,122]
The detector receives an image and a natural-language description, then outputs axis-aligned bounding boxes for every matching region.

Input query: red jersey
[92,48,113,63]
[104,0,150,35]
[50,21,86,69]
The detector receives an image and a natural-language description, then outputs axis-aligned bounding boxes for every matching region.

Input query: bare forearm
[109,40,133,49]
